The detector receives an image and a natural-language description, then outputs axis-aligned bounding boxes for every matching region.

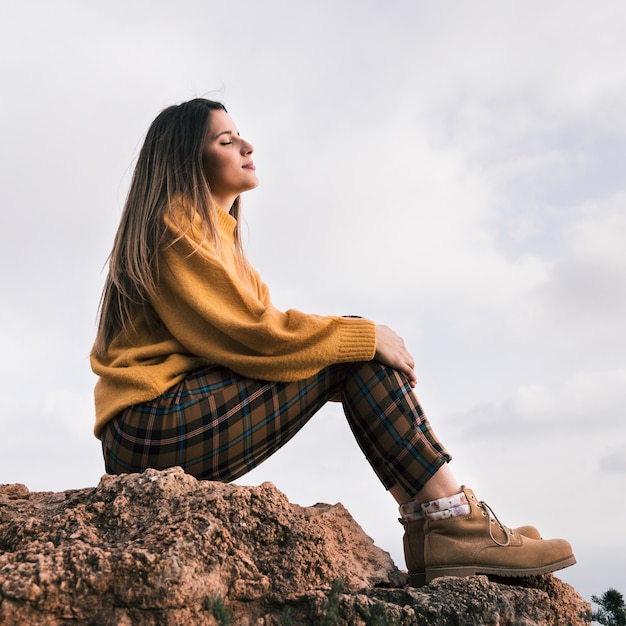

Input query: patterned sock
[422,491,471,520]
[398,500,426,523]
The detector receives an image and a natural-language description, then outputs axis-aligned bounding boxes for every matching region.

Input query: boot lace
[479,501,512,547]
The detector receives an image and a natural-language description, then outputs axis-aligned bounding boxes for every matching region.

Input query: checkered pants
[101,360,451,497]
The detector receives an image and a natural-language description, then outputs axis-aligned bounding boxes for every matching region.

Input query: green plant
[366,600,396,625]
[591,588,626,626]
[203,594,231,626]
[320,578,345,625]
[279,606,295,626]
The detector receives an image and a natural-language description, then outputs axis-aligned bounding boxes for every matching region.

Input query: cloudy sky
[2,0,625,602]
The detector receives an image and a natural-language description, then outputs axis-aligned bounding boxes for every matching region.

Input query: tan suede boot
[402,518,427,587]
[402,517,542,587]
[423,486,575,583]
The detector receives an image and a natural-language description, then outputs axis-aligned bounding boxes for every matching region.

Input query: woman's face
[202,109,258,210]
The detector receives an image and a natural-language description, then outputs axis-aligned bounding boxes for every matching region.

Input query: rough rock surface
[0,467,590,625]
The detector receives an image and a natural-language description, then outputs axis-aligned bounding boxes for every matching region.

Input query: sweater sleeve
[153,217,376,382]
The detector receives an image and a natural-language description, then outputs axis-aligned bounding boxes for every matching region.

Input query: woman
[91,98,575,586]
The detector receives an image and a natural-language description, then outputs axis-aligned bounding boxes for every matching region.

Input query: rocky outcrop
[0,467,590,625]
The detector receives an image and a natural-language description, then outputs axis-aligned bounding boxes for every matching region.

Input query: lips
[242,161,256,170]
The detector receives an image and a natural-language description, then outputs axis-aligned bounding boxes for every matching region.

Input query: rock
[0,467,590,625]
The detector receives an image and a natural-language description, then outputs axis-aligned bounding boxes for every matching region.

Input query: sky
[1,0,625,604]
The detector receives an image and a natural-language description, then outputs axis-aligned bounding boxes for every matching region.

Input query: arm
[154,223,376,382]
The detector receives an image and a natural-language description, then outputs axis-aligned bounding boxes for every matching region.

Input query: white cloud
[599,449,626,474]
[44,388,96,439]
[446,367,626,441]
[511,192,626,362]
[1,0,626,602]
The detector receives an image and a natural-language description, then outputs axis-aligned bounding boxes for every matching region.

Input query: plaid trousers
[101,360,451,497]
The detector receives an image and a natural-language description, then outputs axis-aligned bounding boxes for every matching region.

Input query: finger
[404,370,417,387]
[399,360,416,386]
[406,361,417,385]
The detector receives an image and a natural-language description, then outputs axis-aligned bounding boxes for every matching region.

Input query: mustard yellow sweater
[91,201,377,438]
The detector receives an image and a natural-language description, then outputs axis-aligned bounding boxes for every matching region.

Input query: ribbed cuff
[336,317,376,363]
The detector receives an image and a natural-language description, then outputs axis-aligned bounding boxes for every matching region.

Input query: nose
[240,139,254,155]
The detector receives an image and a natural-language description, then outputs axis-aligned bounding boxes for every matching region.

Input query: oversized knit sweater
[90,200,377,438]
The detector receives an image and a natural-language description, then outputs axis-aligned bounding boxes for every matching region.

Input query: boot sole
[406,570,426,587]
[425,554,576,583]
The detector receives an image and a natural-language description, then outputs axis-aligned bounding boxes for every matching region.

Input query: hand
[374,325,417,387]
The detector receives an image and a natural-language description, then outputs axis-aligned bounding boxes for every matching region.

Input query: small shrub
[367,600,396,626]
[203,594,231,626]
[279,606,295,626]
[591,588,626,626]
[320,578,345,625]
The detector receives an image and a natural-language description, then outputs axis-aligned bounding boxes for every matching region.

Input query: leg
[339,361,452,497]
[390,463,460,505]
[337,361,574,585]
[101,363,347,481]
[338,360,455,586]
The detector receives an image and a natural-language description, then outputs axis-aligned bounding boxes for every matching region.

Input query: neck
[214,194,237,213]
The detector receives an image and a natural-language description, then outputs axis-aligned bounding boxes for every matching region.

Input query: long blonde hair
[94,98,248,358]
